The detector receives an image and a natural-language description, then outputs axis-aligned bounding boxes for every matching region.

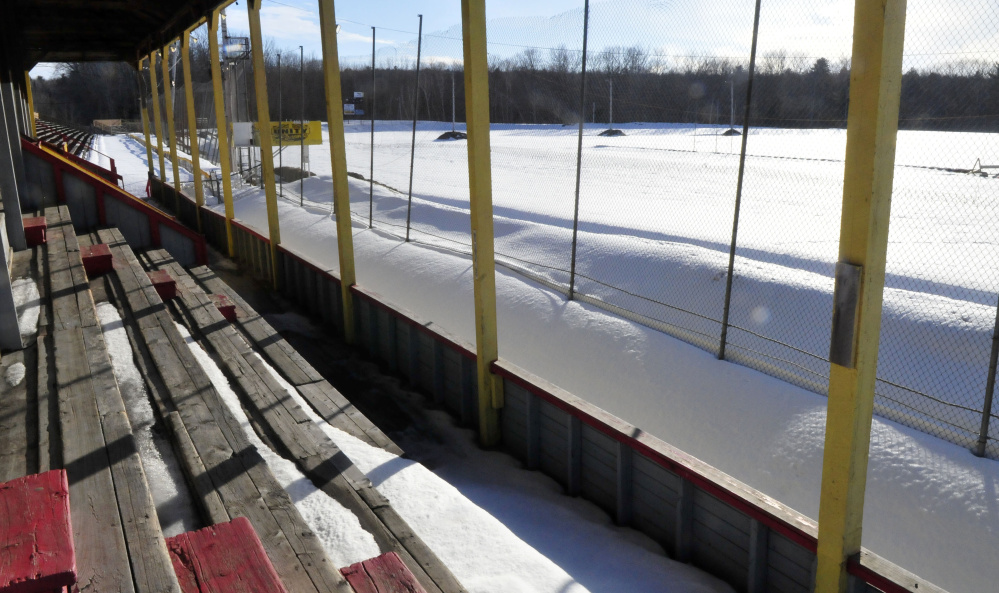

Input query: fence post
[247,0,282,288]
[162,40,182,211]
[462,0,502,446]
[181,26,205,233]
[974,299,999,457]
[369,27,375,229]
[568,0,590,301]
[318,0,359,344]
[405,14,424,242]
[717,0,763,360]
[208,8,236,257]
[149,50,166,186]
[138,57,155,179]
[814,1,907,591]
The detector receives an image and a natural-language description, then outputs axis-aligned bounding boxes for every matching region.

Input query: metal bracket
[829,261,863,368]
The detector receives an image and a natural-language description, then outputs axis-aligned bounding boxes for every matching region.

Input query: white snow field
[100,122,999,591]
[91,134,219,197]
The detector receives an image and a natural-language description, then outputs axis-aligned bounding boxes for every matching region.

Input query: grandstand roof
[12,0,224,67]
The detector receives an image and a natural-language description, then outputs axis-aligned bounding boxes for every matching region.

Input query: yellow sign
[254,121,323,146]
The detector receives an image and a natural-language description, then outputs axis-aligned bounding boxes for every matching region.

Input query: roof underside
[15,0,223,67]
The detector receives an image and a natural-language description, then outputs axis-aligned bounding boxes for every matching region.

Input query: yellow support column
[462,0,502,446]
[247,0,281,288]
[181,28,205,232]
[162,41,182,202]
[317,0,357,344]
[209,9,236,257]
[139,59,155,179]
[23,71,35,137]
[814,1,907,592]
[149,51,167,186]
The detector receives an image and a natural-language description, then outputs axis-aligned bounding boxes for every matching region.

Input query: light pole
[300,45,305,206]
[277,52,283,197]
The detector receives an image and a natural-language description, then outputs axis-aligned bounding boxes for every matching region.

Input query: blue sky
[28,0,997,78]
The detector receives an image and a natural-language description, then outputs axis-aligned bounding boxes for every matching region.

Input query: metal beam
[814,1,907,592]
[181,27,204,232]
[208,8,235,257]
[23,71,35,137]
[163,40,182,206]
[247,0,281,287]
[317,0,357,344]
[461,0,502,446]
[148,50,166,185]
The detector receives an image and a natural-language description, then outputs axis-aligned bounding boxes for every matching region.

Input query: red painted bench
[80,244,113,276]
[147,270,177,301]
[210,294,236,322]
[22,217,47,247]
[0,470,76,593]
[340,552,427,593]
[166,517,287,593]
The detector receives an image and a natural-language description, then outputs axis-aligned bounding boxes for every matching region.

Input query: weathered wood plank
[165,411,230,525]
[55,327,135,593]
[0,350,30,482]
[97,232,347,593]
[81,325,181,593]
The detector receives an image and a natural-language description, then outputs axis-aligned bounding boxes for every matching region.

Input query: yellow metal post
[247,0,281,288]
[149,51,167,186]
[462,0,502,446]
[814,1,907,592]
[139,58,155,179]
[208,9,236,257]
[23,71,35,137]
[181,28,205,232]
[317,0,357,344]
[162,41,182,201]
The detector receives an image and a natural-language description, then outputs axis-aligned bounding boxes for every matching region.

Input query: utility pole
[609,79,613,127]
[730,79,735,129]
[300,45,305,206]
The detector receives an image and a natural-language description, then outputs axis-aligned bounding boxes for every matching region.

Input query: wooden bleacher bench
[166,518,288,593]
[340,552,427,593]
[0,470,76,593]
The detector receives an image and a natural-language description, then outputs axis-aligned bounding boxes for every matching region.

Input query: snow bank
[96,302,198,537]
[174,322,382,567]
[252,347,732,593]
[12,277,40,342]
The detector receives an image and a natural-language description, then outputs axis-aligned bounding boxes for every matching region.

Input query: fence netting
[147,0,999,459]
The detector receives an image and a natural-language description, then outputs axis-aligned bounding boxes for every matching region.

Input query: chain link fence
[178,0,999,459]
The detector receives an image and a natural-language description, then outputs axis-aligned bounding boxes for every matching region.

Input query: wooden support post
[23,71,35,138]
[567,415,582,496]
[525,391,541,469]
[747,520,769,593]
[247,0,281,288]
[139,59,155,179]
[162,40,182,201]
[615,442,633,525]
[149,51,166,185]
[317,0,358,344]
[674,479,694,562]
[814,1,907,592]
[208,9,236,257]
[181,27,205,232]
[461,0,502,446]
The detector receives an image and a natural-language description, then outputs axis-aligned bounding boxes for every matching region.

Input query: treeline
[32,43,999,133]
